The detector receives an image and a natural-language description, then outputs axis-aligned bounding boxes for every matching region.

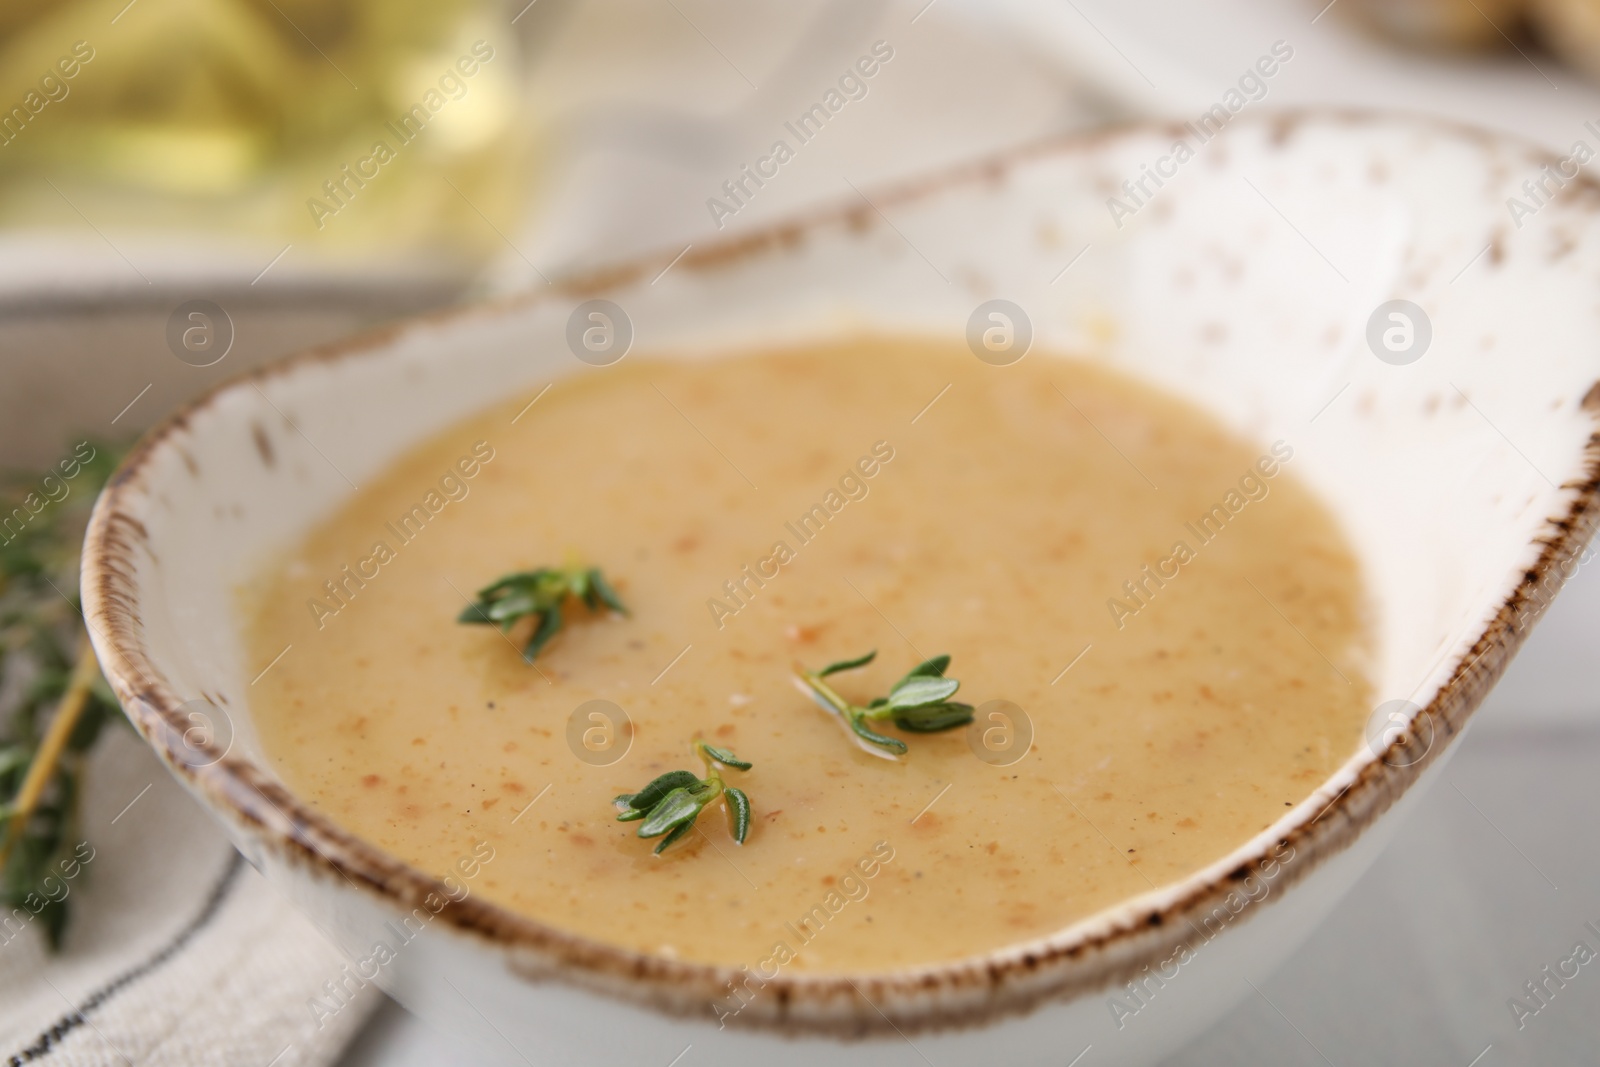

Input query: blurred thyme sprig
[613,740,752,855]
[457,564,627,664]
[793,650,974,759]
[0,441,121,949]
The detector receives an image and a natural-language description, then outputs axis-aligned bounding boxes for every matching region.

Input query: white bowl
[82,111,1600,1066]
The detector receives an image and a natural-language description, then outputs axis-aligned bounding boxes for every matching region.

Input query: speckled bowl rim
[82,108,1600,1038]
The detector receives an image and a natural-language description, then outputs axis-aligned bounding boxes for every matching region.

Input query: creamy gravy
[246,338,1371,973]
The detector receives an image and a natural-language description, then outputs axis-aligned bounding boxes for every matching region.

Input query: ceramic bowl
[82,111,1600,1066]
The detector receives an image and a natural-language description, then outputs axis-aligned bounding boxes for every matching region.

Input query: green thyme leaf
[697,743,752,770]
[818,650,876,677]
[903,655,951,679]
[487,590,540,623]
[849,714,908,754]
[522,609,564,663]
[622,770,700,812]
[653,821,694,855]
[636,787,703,838]
[724,786,751,844]
[886,675,960,710]
[894,702,975,732]
[587,569,629,616]
[0,748,30,779]
[457,564,628,664]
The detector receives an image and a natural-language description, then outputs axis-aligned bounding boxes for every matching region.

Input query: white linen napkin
[0,726,378,1067]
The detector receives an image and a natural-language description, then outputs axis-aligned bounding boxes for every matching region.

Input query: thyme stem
[792,664,858,720]
[793,651,974,758]
[792,660,904,760]
[0,640,97,871]
[694,740,729,800]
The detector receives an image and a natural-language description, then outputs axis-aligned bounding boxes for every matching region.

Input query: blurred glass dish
[0,0,539,276]
[1330,0,1600,92]
[1333,0,1527,50]
[1528,0,1600,81]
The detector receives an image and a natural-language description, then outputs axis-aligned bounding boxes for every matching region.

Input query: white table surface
[319,0,1600,1061]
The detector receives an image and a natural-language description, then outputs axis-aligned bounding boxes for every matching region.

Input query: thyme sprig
[613,740,752,855]
[793,650,974,758]
[1,441,121,948]
[457,564,627,664]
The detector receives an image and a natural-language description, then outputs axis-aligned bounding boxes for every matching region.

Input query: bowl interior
[96,111,1600,958]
